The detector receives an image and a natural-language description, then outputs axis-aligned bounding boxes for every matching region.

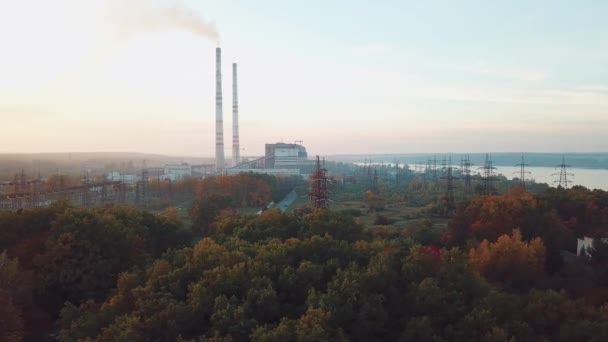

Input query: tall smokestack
[215,47,225,170]
[232,63,240,166]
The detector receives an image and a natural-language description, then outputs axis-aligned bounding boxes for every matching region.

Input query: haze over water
[495,166,608,191]
[359,162,608,190]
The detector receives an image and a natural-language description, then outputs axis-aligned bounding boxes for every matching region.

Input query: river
[491,166,608,191]
[356,163,608,190]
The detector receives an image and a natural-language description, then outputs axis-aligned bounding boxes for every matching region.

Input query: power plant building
[264,143,308,169]
[210,48,313,176]
[226,142,313,177]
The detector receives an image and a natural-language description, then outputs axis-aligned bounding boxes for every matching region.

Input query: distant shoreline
[326,152,608,170]
[1,151,607,170]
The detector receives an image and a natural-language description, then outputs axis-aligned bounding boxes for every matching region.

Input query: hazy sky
[1,0,608,156]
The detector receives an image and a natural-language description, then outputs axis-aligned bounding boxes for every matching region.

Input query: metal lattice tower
[440,157,448,176]
[119,173,126,203]
[168,178,174,201]
[461,155,474,195]
[440,156,459,212]
[81,172,91,207]
[135,161,149,207]
[514,156,531,189]
[553,157,574,188]
[371,167,379,193]
[32,170,41,207]
[432,156,438,184]
[394,160,401,186]
[426,159,434,184]
[478,154,498,195]
[310,155,329,209]
[367,160,373,188]
[14,170,27,194]
[101,175,107,206]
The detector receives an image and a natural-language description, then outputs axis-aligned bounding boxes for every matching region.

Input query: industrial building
[264,143,309,169]
[211,48,313,177]
[108,163,215,182]
[226,142,313,177]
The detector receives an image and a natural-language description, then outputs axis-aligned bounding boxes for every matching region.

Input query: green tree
[191,194,233,232]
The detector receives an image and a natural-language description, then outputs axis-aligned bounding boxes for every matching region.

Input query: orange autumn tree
[470,229,545,290]
[446,188,542,245]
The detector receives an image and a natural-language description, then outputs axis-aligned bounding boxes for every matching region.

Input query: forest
[1,172,608,341]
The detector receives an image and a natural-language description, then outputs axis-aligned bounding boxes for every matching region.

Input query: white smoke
[109,0,220,44]
[49,0,220,91]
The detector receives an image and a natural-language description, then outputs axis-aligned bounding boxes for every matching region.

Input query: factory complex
[212,47,312,177]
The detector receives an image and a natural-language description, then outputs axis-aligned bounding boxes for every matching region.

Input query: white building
[264,143,308,169]
[223,168,301,176]
[163,164,192,181]
[577,236,608,257]
[107,171,138,184]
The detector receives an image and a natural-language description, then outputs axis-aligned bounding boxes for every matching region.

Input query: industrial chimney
[215,47,225,170]
[232,63,240,166]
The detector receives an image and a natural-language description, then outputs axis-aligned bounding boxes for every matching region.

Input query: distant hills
[0,152,214,180]
[2,152,607,182]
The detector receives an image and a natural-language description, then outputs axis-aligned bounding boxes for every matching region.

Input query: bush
[374,214,395,226]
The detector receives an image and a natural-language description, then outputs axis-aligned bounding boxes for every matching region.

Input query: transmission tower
[514,156,531,189]
[371,168,379,194]
[440,156,459,212]
[461,155,474,195]
[432,156,438,184]
[310,155,329,209]
[553,157,574,188]
[440,157,448,175]
[14,169,27,194]
[426,159,433,178]
[168,178,174,201]
[478,154,498,195]
[119,172,126,203]
[366,160,373,188]
[100,175,107,206]
[33,169,41,207]
[136,160,149,208]
[394,160,401,186]
[81,172,92,207]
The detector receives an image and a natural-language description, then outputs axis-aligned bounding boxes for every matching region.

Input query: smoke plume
[110,0,219,44]
[55,0,220,87]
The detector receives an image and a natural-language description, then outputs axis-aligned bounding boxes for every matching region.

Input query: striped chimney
[232,63,240,166]
[215,47,225,170]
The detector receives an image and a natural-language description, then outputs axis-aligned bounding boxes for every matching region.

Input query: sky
[1,0,608,157]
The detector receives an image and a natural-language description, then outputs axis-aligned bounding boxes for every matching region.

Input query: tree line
[1,177,608,341]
